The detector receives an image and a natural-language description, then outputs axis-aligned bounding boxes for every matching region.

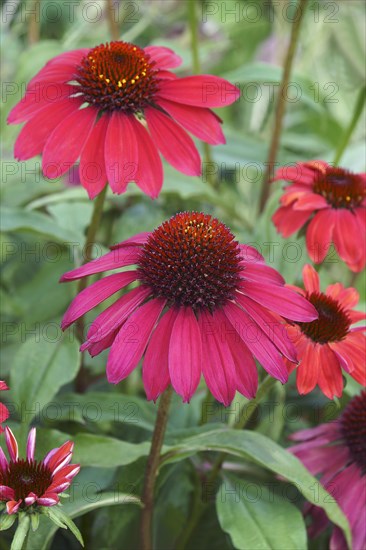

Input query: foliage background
[1,0,365,548]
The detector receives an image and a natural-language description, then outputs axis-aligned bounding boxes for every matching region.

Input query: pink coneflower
[289,391,366,550]
[8,41,239,199]
[61,212,317,406]
[285,264,365,399]
[272,161,366,272]
[0,427,79,514]
[0,382,9,433]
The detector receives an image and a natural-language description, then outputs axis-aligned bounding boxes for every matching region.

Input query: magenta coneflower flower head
[0,382,10,433]
[285,264,366,399]
[289,391,366,550]
[61,212,317,406]
[272,161,366,272]
[8,41,240,199]
[0,427,80,515]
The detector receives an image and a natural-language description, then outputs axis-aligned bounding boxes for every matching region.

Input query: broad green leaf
[11,336,81,424]
[160,429,351,547]
[216,476,307,550]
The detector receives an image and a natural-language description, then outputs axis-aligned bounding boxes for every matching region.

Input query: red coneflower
[0,427,79,514]
[61,212,317,406]
[272,161,366,272]
[289,391,366,550]
[286,264,365,399]
[0,382,9,433]
[8,41,240,199]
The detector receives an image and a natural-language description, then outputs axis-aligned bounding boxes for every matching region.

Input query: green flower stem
[10,514,30,550]
[141,386,173,550]
[28,0,40,45]
[177,376,278,550]
[187,0,218,190]
[75,186,108,392]
[333,85,366,166]
[258,0,308,213]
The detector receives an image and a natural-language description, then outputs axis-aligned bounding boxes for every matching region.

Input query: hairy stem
[141,387,173,550]
[258,0,308,213]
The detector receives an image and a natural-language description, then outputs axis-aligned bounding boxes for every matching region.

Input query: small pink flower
[272,161,366,272]
[289,391,366,550]
[0,427,80,514]
[285,264,366,399]
[8,41,240,199]
[61,211,317,406]
[0,382,10,433]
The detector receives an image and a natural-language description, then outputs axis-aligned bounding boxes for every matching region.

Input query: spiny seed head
[137,212,242,311]
[0,459,53,502]
[75,41,159,113]
[313,166,365,209]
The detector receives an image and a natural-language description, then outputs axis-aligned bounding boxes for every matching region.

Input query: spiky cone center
[74,41,159,112]
[296,291,351,344]
[137,212,242,311]
[0,459,53,501]
[340,391,366,475]
[313,167,365,209]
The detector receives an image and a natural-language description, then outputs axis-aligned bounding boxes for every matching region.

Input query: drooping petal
[107,298,166,384]
[157,75,240,107]
[5,427,18,462]
[306,209,335,263]
[104,112,138,193]
[42,106,98,179]
[169,307,202,403]
[199,309,237,406]
[333,209,363,265]
[144,46,182,69]
[302,264,320,294]
[61,271,138,329]
[60,247,141,281]
[79,114,109,199]
[239,263,285,286]
[6,500,22,514]
[272,205,313,238]
[317,345,344,399]
[145,107,201,176]
[296,340,320,395]
[0,485,15,500]
[293,193,328,211]
[239,281,318,322]
[111,232,150,249]
[26,428,36,461]
[129,116,163,198]
[156,98,225,145]
[143,308,177,401]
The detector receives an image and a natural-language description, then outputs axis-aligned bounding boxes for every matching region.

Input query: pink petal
[239,244,265,264]
[44,441,73,469]
[293,193,328,210]
[223,301,288,383]
[42,106,98,179]
[0,381,9,391]
[0,402,9,426]
[8,83,76,124]
[296,340,320,395]
[83,286,151,347]
[111,232,150,249]
[306,209,335,263]
[144,46,182,69]
[156,98,225,145]
[129,116,163,198]
[60,246,141,281]
[157,75,240,107]
[107,298,166,384]
[79,114,109,199]
[317,345,344,399]
[87,330,117,357]
[239,264,285,286]
[6,500,22,514]
[333,209,363,264]
[61,271,138,329]
[0,485,15,500]
[326,283,359,310]
[199,309,237,406]
[274,164,319,185]
[145,107,201,176]
[25,492,38,506]
[52,463,80,482]
[235,294,297,362]
[169,308,202,403]
[26,427,36,461]
[302,264,320,294]
[105,112,138,193]
[14,97,83,160]
[0,447,8,471]
[272,205,313,238]
[239,281,318,321]
[5,427,18,461]
[143,308,177,401]
[37,493,59,507]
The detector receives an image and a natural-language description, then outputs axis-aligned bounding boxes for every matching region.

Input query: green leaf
[11,336,81,424]
[160,429,351,548]
[43,507,84,547]
[0,207,81,242]
[0,512,16,531]
[216,476,306,550]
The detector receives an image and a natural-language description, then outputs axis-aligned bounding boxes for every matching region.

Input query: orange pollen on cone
[313,167,365,209]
